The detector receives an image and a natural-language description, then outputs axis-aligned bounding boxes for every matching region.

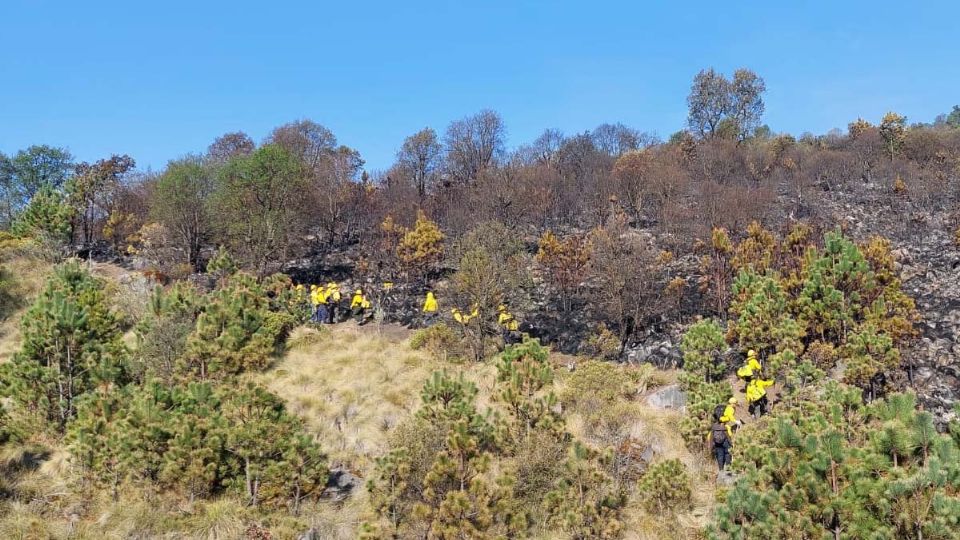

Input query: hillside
[2,68,960,538]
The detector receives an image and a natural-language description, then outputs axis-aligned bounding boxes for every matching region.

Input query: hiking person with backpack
[708,419,733,471]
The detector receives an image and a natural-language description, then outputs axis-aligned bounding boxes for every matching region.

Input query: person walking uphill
[736,349,762,390]
[497,304,520,344]
[709,419,733,471]
[747,376,774,418]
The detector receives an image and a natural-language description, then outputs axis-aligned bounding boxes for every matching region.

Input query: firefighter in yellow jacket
[736,349,762,390]
[422,291,439,325]
[452,305,478,325]
[747,377,774,418]
[497,304,520,344]
[326,282,342,323]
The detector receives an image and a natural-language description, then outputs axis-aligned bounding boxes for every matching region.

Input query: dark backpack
[712,423,729,447]
[713,404,726,422]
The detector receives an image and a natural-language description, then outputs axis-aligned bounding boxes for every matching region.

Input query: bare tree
[207,132,255,163]
[396,128,442,200]
[267,120,337,170]
[444,110,506,184]
[591,123,657,156]
[687,68,732,139]
[730,69,766,141]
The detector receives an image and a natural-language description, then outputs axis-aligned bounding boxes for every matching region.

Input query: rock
[324,466,361,502]
[645,384,687,410]
[297,528,320,540]
[716,470,738,487]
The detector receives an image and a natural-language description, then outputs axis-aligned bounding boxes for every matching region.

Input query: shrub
[409,323,461,360]
[584,322,621,360]
[637,459,692,514]
[560,360,632,417]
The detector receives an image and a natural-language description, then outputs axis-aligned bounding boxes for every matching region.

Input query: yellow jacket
[737,355,762,379]
[310,287,325,306]
[423,292,438,313]
[746,378,774,403]
[452,307,478,324]
[328,285,341,302]
[351,292,364,309]
[498,311,519,331]
[720,404,737,424]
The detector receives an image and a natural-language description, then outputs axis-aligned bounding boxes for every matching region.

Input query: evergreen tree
[728,270,804,371]
[133,283,202,382]
[637,459,692,514]
[1,262,128,433]
[494,338,561,439]
[678,318,732,444]
[709,389,960,540]
[544,442,625,540]
[679,318,728,384]
[10,183,73,251]
[182,273,279,380]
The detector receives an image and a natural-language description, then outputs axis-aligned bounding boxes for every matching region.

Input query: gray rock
[324,466,362,502]
[297,528,320,540]
[645,384,687,410]
[716,470,738,487]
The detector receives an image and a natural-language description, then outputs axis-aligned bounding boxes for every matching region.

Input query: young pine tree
[182,273,278,380]
[2,262,128,433]
[494,338,562,439]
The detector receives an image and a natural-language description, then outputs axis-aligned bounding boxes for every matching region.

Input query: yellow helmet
[498,304,507,312]
[728,397,738,405]
[355,289,362,295]
[747,349,757,357]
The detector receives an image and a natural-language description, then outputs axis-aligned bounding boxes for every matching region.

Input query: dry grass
[0,278,717,539]
[254,323,496,475]
[0,256,53,364]
[556,361,717,539]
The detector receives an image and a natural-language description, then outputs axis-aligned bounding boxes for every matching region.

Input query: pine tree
[220,382,294,507]
[158,382,228,500]
[494,338,561,438]
[396,210,445,281]
[678,318,732,445]
[415,371,507,538]
[133,283,201,382]
[709,389,960,540]
[1,262,128,433]
[182,273,278,380]
[544,441,625,540]
[679,318,728,384]
[842,323,899,400]
[10,183,73,251]
[206,245,238,281]
[728,270,804,375]
[637,459,692,514]
[367,448,414,535]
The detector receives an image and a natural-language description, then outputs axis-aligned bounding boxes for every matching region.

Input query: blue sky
[2,0,957,173]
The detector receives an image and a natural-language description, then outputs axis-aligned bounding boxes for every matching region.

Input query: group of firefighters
[709,349,776,472]
[423,291,522,342]
[299,279,762,475]
[298,282,521,339]
[298,282,374,325]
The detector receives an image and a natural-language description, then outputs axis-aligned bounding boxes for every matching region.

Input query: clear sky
[2,0,958,173]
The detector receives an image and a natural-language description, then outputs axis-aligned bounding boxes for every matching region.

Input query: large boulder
[645,384,687,410]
